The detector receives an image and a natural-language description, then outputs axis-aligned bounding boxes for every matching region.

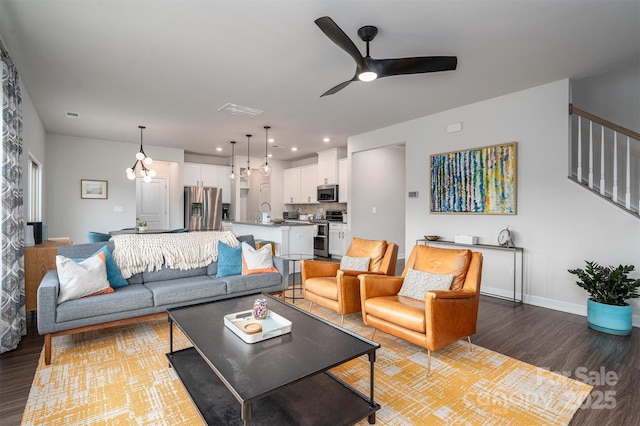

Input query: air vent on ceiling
[65,111,79,119]
[217,103,264,118]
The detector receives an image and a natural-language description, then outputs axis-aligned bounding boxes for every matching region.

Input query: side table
[25,238,72,312]
[280,254,315,304]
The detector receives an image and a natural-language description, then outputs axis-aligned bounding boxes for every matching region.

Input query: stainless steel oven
[313,221,329,257]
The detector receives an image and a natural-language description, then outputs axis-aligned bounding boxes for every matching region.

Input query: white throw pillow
[340,255,371,271]
[56,253,111,304]
[241,242,278,275]
[397,268,454,301]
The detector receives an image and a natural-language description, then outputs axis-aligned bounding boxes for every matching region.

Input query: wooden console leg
[44,334,52,365]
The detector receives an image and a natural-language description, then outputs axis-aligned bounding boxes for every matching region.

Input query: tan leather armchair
[359,245,483,375]
[301,238,399,324]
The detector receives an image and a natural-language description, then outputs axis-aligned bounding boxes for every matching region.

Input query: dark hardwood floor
[1,298,638,425]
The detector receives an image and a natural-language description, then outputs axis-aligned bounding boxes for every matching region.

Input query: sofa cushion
[340,255,370,271]
[409,246,472,291]
[219,272,282,294]
[144,276,226,306]
[217,241,242,277]
[56,284,154,322]
[56,253,113,304]
[346,238,387,272]
[397,268,454,301]
[90,246,129,288]
[142,265,207,283]
[241,242,278,275]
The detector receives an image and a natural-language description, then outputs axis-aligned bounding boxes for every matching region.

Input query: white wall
[572,62,640,133]
[45,134,184,243]
[349,79,640,324]
[20,82,46,221]
[350,145,406,259]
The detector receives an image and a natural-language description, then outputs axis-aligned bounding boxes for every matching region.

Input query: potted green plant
[568,261,640,335]
[136,218,147,232]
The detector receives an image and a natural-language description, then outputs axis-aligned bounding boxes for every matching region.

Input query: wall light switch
[372,207,377,214]
[113,206,124,213]
[446,122,463,133]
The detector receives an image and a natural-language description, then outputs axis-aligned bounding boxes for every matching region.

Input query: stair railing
[569,104,640,217]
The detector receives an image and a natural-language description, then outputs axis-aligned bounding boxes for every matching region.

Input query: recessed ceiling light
[323,137,330,143]
[216,147,222,152]
[291,147,298,152]
[268,154,273,158]
[268,138,275,143]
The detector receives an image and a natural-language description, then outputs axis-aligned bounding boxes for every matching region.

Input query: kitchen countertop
[231,221,314,227]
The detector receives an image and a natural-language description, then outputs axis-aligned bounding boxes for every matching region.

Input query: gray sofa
[37,235,289,364]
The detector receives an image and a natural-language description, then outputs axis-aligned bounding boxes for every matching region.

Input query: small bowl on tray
[424,235,440,241]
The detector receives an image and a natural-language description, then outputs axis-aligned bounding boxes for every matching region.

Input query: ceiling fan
[315,16,457,97]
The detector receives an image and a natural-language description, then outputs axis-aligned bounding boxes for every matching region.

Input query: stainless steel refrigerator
[184,186,223,231]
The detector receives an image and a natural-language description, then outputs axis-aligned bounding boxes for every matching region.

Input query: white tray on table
[224,309,292,344]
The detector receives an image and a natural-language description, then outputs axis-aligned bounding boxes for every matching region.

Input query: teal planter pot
[587,299,633,335]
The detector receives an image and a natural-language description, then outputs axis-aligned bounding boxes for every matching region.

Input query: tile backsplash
[287,203,347,218]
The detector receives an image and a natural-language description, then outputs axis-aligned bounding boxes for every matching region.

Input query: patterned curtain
[0,46,25,353]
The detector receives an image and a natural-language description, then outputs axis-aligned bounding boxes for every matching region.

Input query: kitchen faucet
[260,202,271,213]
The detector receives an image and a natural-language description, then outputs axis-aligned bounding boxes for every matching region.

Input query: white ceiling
[0,0,638,161]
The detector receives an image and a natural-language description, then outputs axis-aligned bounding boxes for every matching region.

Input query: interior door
[136,176,169,229]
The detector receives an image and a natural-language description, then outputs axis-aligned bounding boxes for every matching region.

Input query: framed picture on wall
[430,142,517,214]
[81,179,108,199]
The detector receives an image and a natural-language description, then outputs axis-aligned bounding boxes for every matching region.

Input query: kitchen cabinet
[184,163,231,203]
[300,164,318,204]
[283,165,318,204]
[317,148,346,185]
[338,158,348,203]
[283,167,301,204]
[329,223,351,257]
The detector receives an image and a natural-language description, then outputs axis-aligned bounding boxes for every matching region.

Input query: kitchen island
[231,221,314,257]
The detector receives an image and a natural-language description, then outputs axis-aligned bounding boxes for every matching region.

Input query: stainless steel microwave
[317,184,339,203]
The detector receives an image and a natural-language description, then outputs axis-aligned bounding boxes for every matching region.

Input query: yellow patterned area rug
[22,303,592,426]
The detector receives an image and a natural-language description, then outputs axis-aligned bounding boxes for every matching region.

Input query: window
[27,154,41,222]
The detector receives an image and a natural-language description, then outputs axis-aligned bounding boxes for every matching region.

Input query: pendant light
[228,141,236,180]
[241,134,252,177]
[259,125,272,176]
[126,125,156,183]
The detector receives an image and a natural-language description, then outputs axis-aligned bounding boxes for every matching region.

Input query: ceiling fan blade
[372,56,458,78]
[320,78,356,97]
[315,16,366,69]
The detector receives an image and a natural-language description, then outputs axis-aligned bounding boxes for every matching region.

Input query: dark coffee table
[167,293,380,425]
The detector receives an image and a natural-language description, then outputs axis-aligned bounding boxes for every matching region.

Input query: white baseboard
[482,285,640,328]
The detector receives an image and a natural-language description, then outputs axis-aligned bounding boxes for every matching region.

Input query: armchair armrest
[424,290,479,351]
[300,259,340,282]
[339,269,384,277]
[359,274,404,300]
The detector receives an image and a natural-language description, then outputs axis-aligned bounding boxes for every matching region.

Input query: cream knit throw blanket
[111,231,239,278]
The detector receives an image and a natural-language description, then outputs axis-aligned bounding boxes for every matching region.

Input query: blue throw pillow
[79,246,129,288]
[216,241,242,277]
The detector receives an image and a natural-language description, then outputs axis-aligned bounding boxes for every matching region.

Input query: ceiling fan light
[358,71,377,82]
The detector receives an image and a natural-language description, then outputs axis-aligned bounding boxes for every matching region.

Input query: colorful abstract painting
[430,142,517,214]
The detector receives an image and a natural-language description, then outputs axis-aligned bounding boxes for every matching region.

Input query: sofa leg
[427,350,432,377]
[467,336,473,352]
[44,334,52,365]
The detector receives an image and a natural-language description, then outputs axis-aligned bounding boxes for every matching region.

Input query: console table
[416,239,524,306]
[25,238,72,312]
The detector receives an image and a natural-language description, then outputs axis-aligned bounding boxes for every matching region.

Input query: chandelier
[126,125,156,183]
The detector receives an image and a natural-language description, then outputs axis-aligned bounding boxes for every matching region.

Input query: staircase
[569,104,640,219]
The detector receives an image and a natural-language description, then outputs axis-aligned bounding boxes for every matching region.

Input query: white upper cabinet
[300,164,318,204]
[283,165,318,204]
[317,148,346,185]
[283,167,301,204]
[184,162,231,203]
[338,158,348,203]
